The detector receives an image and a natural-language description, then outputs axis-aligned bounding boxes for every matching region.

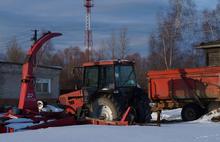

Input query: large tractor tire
[89,95,123,121]
[0,106,4,113]
[135,95,152,123]
[181,104,205,121]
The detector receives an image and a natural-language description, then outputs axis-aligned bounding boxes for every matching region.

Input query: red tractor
[59,60,152,123]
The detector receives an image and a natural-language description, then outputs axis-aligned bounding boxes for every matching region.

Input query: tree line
[1,0,220,91]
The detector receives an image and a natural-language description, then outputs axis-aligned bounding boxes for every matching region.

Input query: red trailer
[148,66,220,121]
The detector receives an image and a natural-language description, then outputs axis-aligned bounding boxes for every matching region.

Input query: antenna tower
[84,0,94,61]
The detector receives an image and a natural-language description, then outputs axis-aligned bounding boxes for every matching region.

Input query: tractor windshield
[115,65,137,87]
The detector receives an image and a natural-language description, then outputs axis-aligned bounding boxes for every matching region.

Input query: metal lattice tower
[84,0,94,61]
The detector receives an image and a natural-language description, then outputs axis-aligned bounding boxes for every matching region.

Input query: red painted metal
[0,116,128,133]
[18,32,62,112]
[147,66,220,102]
[86,119,128,126]
[24,117,128,131]
[0,124,7,133]
[83,60,134,67]
[120,107,131,122]
[0,102,130,133]
[59,90,84,115]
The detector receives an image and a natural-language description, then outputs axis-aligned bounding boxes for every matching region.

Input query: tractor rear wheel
[135,95,152,123]
[0,106,4,113]
[89,95,123,121]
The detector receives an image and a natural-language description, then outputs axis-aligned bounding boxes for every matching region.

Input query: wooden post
[157,110,161,127]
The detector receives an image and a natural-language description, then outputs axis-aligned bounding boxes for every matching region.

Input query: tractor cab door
[82,66,99,103]
[99,65,115,90]
[84,66,99,88]
[115,65,137,88]
[82,65,115,103]
[83,65,115,93]
[114,64,138,100]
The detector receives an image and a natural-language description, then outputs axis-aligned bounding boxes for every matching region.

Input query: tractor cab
[83,60,137,92]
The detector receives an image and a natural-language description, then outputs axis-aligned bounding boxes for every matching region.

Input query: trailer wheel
[89,95,123,121]
[181,104,204,121]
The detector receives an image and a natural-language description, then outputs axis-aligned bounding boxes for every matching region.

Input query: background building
[197,40,220,66]
[0,61,62,106]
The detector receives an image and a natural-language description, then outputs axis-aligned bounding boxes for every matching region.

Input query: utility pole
[31,29,38,44]
[84,0,94,62]
[31,29,38,65]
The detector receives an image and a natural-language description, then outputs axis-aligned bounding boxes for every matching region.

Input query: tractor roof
[83,60,134,67]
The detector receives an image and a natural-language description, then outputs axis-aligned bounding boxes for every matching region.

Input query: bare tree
[50,50,65,66]
[5,37,25,63]
[119,28,129,59]
[35,29,56,65]
[147,34,166,70]
[147,0,199,70]
[95,40,108,60]
[202,1,220,41]
[36,40,55,66]
[53,46,86,92]
[107,31,117,59]
[202,10,216,41]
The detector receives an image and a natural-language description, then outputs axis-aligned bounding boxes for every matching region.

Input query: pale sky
[0,0,218,55]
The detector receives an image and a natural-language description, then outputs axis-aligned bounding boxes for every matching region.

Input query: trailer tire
[181,104,204,121]
[89,95,123,121]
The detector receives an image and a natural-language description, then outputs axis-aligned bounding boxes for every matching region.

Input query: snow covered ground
[1,122,220,142]
[1,109,220,142]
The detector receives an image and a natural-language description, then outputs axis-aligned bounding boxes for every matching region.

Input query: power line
[0,19,220,49]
